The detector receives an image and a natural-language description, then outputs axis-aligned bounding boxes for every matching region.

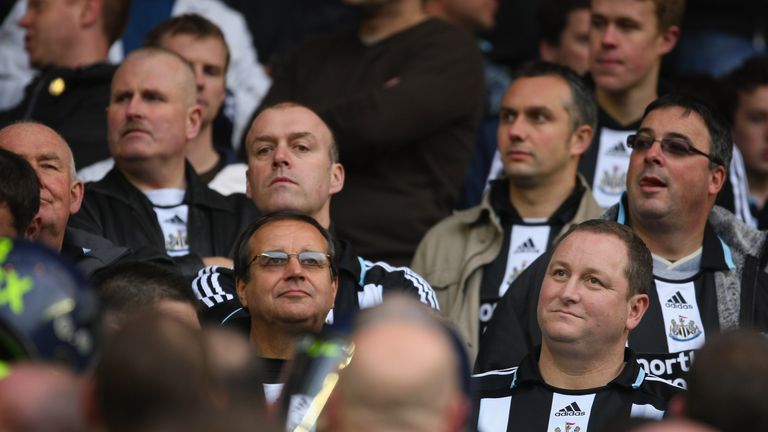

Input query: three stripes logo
[554,402,585,417]
[514,238,540,254]
[606,141,629,157]
[665,291,694,310]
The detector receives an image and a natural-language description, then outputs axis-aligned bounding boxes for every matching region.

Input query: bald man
[69,48,258,278]
[322,296,469,432]
[0,122,146,277]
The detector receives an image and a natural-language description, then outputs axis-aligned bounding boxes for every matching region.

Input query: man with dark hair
[412,61,602,363]
[724,57,768,228]
[473,219,682,431]
[681,330,768,432]
[0,147,40,238]
[478,93,768,387]
[0,0,131,169]
[192,102,437,331]
[90,314,213,432]
[579,0,683,208]
[95,261,200,334]
[537,0,591,75]
[69,48,258,278]
[232,211,338,399]
[256,0,485,265]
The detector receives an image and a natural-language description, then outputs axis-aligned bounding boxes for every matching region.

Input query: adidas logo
[555,402,585,417]
[514,238,540,254]
[606,141,629,157]
[165,215,186,225]
[665,291,693,310]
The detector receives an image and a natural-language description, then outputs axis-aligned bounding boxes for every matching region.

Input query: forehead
[0,125,71,162]
[160,33,228,65]
[251,107,331,139]
[248,219,328,252]
[552,230,629,272]
[112,53,192,96]
[504,75,571,110]
[640,106,710,146]
[591,0,657,24]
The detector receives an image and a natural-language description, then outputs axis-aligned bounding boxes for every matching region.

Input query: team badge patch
[598,165,626,196]
[669,316,702,342]
[554,423,581,432]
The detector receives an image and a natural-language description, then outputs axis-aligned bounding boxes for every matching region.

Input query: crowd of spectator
[1,0,767,431]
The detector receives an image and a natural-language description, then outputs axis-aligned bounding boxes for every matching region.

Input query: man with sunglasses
[233,212,337,364]
[477,93,768,387]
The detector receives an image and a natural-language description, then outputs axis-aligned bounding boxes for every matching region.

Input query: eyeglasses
[249,250,331,269]
[626,134,722,165]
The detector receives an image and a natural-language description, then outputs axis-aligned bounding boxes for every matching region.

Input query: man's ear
[69,180,85,215]
[235,277,249,308]
[78,0,101,29]
[708,164,726,197]
[626,293,649,331]
[329,163,345,196]
[24,214,42,240]
[657,25,680,56]
[186,105,203,140]
[245,168,252,199]
[569,124,593,157]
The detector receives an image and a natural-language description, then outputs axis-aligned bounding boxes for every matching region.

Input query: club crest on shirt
[598,165,626,196]
[554,423,581,432]
[669,315,702,342]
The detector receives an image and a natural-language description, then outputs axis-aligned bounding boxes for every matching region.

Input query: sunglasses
[626,134,722,165]
[249,250,330,269]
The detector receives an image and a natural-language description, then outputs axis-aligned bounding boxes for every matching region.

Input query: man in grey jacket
[477,93,768,387]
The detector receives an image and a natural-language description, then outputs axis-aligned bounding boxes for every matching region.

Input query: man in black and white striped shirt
[473,220,682,432]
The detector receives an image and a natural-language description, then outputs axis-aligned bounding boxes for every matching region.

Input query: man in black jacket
[0,0,131,169]
[69,48,258,278]
[0,122,161,277]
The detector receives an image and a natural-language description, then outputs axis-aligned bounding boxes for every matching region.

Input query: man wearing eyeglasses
[234,211,337,360]
[477,93,768,388]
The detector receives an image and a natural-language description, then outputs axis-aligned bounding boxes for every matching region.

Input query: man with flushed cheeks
[0,123,81,251]
[412,61,602,363]
[478,94,768,389]
[473,220,682,431]
[69,47,259,278]
[0,121,151,278]
[234,211,337,361]
[578,0,682,209]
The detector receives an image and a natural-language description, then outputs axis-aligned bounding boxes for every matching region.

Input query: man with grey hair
[0,121,141,277]
[69,48,258,278]
[412,61,602,363]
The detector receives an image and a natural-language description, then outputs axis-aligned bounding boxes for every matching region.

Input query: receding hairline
[0,122,77,179]
[247,105,335,154]
[114,47,198,104]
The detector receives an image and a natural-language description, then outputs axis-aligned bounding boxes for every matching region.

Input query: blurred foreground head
[0,237,98,371]
[323,295,470,432]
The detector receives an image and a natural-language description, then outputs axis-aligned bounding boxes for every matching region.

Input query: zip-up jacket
[68,163,259,279]
[411,175,603,363]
